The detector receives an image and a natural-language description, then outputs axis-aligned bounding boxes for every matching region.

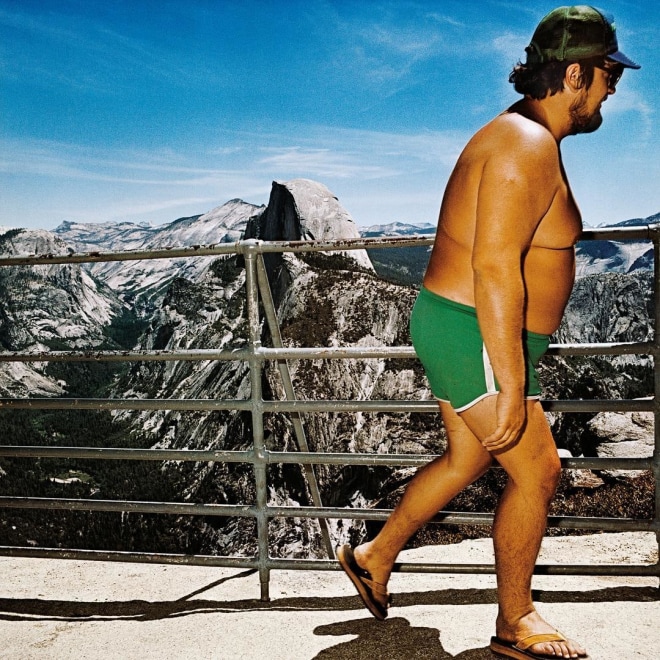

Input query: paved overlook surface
[0,533,658,660]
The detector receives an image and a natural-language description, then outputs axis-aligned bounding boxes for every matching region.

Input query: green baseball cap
[526,5,640,69]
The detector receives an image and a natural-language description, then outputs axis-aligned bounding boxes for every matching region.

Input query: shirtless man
[337,7,640,659]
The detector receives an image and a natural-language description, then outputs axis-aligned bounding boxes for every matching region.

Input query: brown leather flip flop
[336,544,391,620]
[490,632,590,659]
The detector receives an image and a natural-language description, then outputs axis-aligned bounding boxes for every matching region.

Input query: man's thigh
[439,401,493,471]
[458,397,560,481]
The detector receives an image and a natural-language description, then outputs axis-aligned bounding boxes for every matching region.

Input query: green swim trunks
[409,287,550,412]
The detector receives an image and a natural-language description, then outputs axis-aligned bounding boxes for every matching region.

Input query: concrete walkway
[0,533,658,659]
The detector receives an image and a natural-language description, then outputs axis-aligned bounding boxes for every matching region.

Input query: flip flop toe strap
[516,631,567,651]
[360,577,391,600]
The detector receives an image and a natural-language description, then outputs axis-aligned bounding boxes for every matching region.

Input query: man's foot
[494,611,588,659]
[490,632,589,659]
[336,544,391,620]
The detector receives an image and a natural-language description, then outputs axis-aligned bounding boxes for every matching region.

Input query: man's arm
[471,125,560,451]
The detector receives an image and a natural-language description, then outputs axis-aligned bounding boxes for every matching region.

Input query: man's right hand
[482,391,527,452]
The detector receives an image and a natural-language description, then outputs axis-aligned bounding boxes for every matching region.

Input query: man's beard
[568,93,603,135]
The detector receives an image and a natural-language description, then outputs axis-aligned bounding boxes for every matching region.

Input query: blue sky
[1,0,658,231]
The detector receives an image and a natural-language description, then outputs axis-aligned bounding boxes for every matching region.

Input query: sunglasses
[595,61,625,90]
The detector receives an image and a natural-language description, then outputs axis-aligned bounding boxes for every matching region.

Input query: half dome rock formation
[246,179,374,272]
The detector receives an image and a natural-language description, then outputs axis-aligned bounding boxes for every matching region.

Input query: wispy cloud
[606,87,654,143]
[0,139,220,186]
[253,125,469,176]
[425,13,466,29]
[257,147,395,180]
[0,5,221,95]
[1,123,469,227]
[104,196,221,220]
[321,3,464,89]
[358,24,441,59]
[492,31,527,64]
[3,122,470,181]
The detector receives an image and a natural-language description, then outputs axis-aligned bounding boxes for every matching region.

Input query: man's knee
[531,452,562,502]
[508,451,561,500]
[542,455,562,497]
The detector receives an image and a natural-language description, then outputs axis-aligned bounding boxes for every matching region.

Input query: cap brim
[608,50,640,69]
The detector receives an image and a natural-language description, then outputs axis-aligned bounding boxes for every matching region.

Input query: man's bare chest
[531,186,582,250]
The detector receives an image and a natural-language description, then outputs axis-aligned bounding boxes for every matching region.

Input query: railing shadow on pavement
[0,582,657,623]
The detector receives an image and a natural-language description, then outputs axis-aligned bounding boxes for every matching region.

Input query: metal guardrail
[0,226,659,600]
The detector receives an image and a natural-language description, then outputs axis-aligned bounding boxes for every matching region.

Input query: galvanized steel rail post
[243,240,271,601]
[255,253,335,559]
[652,225,660,569]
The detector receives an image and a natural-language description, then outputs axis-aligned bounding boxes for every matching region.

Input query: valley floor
[0,532,657,659]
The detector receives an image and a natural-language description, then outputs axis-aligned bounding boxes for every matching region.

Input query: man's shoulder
[488,111,556,149]
[467,111,558,169]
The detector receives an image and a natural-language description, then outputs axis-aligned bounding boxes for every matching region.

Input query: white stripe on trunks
[482,343,497,394]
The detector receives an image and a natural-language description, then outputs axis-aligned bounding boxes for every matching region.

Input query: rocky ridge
[0,228,123,397]
[109,180,423,555]
[54,199,264,313]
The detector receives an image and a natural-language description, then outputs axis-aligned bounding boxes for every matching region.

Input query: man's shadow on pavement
[313,617,494,659]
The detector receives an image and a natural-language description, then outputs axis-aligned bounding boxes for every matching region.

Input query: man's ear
[564,62,585,92]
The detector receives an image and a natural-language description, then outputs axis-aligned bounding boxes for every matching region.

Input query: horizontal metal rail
[1,497,655,533]
[0,396,654,414]
[0,545,655,577]
[0,223,652,268]
[0,445,652,471]
[0,341,654,364]
[0,235,434,267]
[0,227,658,599]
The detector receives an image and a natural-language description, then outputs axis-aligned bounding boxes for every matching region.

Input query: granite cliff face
[541,270,653,461]
[54,199,263,313]
[0,228,122,397]
[555,271,653,347]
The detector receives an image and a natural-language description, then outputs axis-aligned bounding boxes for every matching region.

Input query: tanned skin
[351,62,619,659]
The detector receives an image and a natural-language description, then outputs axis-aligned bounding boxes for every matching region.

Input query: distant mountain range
[4,203,656,292]
[575,212,660,275]
[360,221,436,237]
[52,200,264,312]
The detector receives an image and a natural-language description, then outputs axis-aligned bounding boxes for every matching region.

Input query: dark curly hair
[509,57,598,100]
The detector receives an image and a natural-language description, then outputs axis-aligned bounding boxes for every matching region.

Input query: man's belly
[423,242,575,336]
[523,248,576,334]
